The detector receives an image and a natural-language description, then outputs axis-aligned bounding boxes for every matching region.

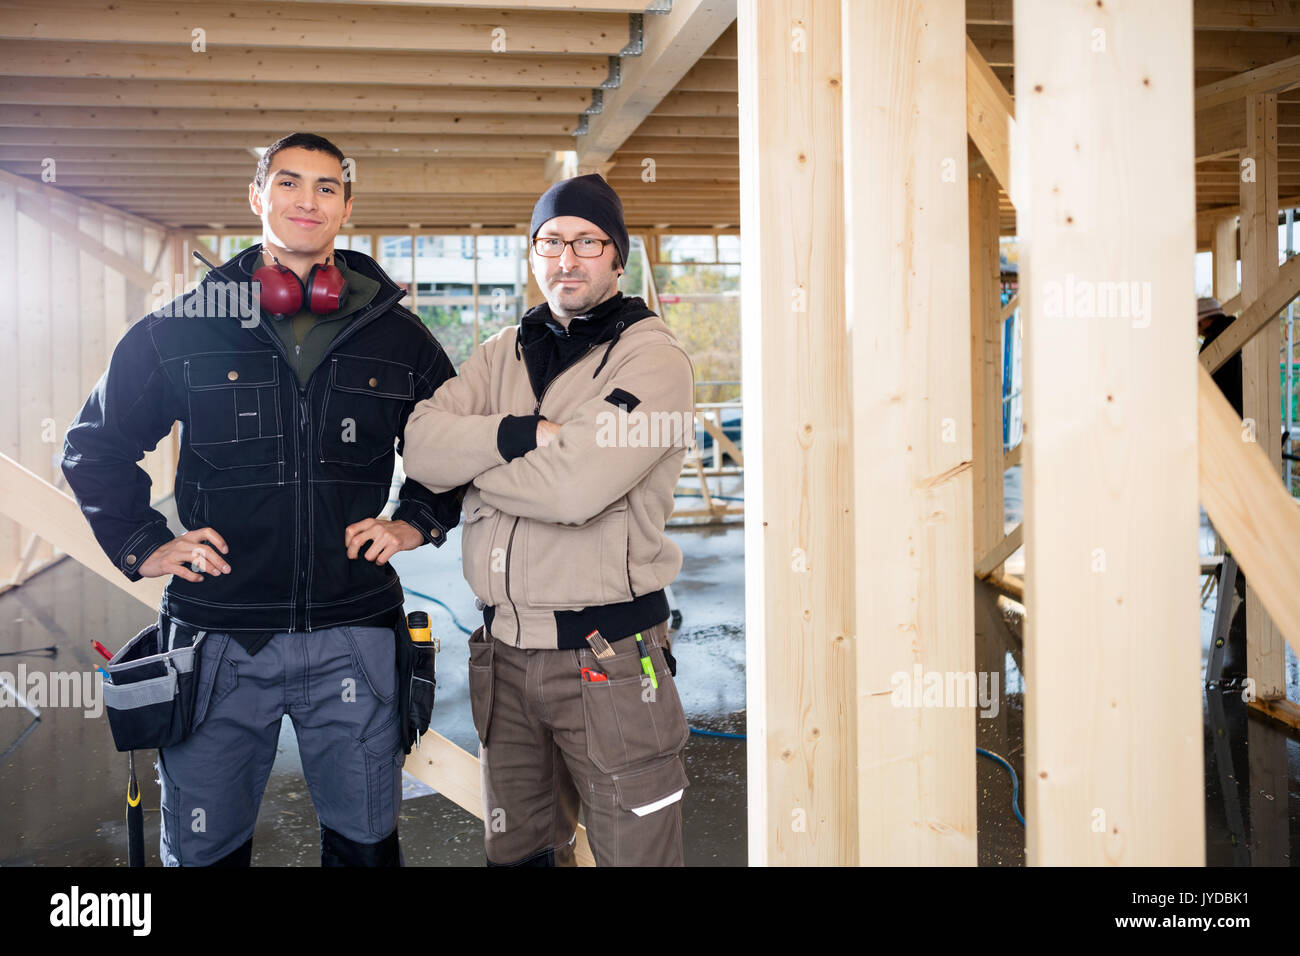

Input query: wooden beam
[970,172,1005,571]
[579,0,738,168]
[1199,364,1300,652]
[0,127,575,154]
[1246,697,1300,736]
[0,454,165,604]
[1196,97,1246,159]
[975,522,1022,578]
[0,105,581,136]
[0,40,610,88]
[0,77,593,114]
[0,167,162,229]
[1212,215,1239,303]
[847,0,975,866]
[0,0,632,55]
[738,0,855,865]
[674,57,738,93]
[277,0,650,8]
[1196,51,1300,111]
[1201,249,1300,372]
[965,35,1015,197]
[1194,30,1300,75]
[1239,92,1288,701]
[1015,0,1203,866]
[1195,0,1300,32]
[4,163,553,196]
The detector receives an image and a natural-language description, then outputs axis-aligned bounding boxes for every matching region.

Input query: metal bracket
[572,115,589,137]
[620,14,644,56]
[585,89,604,115]
[601,55,621,89]
[646,0,673,12]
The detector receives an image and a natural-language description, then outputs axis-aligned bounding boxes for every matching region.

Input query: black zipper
[208,252,405,631]
[504,517,522,647]
[531,342,599,415]
[498,340,601,646]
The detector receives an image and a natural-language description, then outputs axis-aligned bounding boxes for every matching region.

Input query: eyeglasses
[532,236,614,258]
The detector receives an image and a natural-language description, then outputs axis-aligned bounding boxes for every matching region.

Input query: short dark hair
[254,132,351,202]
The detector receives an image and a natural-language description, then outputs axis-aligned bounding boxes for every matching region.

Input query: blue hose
[689,726,746,740]
[401,586,475,636]
[977,747,1026,827]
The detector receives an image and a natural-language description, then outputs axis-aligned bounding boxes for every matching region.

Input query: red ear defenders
[252,253,348,317]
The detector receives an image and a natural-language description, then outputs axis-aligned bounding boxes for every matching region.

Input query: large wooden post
[1237,92,1291,865]
[1015,0,1204,864]
[844,0,976,865]
[1239,94,1287,703]
[971,171,1006,570]
[738,0,857,865]
[1212,216,1238,303]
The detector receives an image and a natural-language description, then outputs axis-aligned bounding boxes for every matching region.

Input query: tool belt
[395,609,436,754]
[102,610,206,753]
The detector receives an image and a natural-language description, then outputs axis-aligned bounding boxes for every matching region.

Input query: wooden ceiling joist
[0,40,613,88]
[0,127,576,153]
[0,106,583,136]
[0,0,637,55]
[1,77,595,114]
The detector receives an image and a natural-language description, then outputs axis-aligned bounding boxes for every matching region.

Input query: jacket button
[227,370,239,381]
[368,377,378,388]
[125,553,137,564]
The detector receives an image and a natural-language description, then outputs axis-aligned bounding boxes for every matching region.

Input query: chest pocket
[184,352,283,470]
[319,354,414,466]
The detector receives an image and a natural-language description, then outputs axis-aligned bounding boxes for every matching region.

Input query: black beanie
[529,173,629,269]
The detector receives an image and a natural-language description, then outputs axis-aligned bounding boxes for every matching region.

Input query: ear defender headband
[252,252,348,318]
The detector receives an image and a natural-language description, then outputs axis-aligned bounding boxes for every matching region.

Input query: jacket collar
[203,242,405,323]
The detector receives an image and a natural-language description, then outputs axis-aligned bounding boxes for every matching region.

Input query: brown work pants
[468,620,689,866]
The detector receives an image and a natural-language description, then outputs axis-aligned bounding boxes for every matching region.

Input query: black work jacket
[62,244,461,633]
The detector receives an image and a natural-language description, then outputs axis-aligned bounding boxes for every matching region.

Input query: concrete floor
[0,489,1296,865]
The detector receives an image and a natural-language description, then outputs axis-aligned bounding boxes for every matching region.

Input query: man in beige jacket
[402,174,695,866]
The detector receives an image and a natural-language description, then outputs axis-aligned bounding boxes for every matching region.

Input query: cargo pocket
[613,753,690,818]
[520,498,633,610]
[184,351,283,473]
[467,626,495,747]
[319,354,412,467]
[361,712,402,839]
[580,639,689,775]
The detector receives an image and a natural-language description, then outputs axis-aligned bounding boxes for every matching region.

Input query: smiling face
[248,146,352,263]
[530,215,623,321]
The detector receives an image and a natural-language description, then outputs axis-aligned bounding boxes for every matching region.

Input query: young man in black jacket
[62,133,460,866]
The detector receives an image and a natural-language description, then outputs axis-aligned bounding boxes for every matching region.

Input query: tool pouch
[103,612,206,753]
[396,611,436,754]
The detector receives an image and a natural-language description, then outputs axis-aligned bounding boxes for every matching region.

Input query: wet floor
[0,492,1295,865]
